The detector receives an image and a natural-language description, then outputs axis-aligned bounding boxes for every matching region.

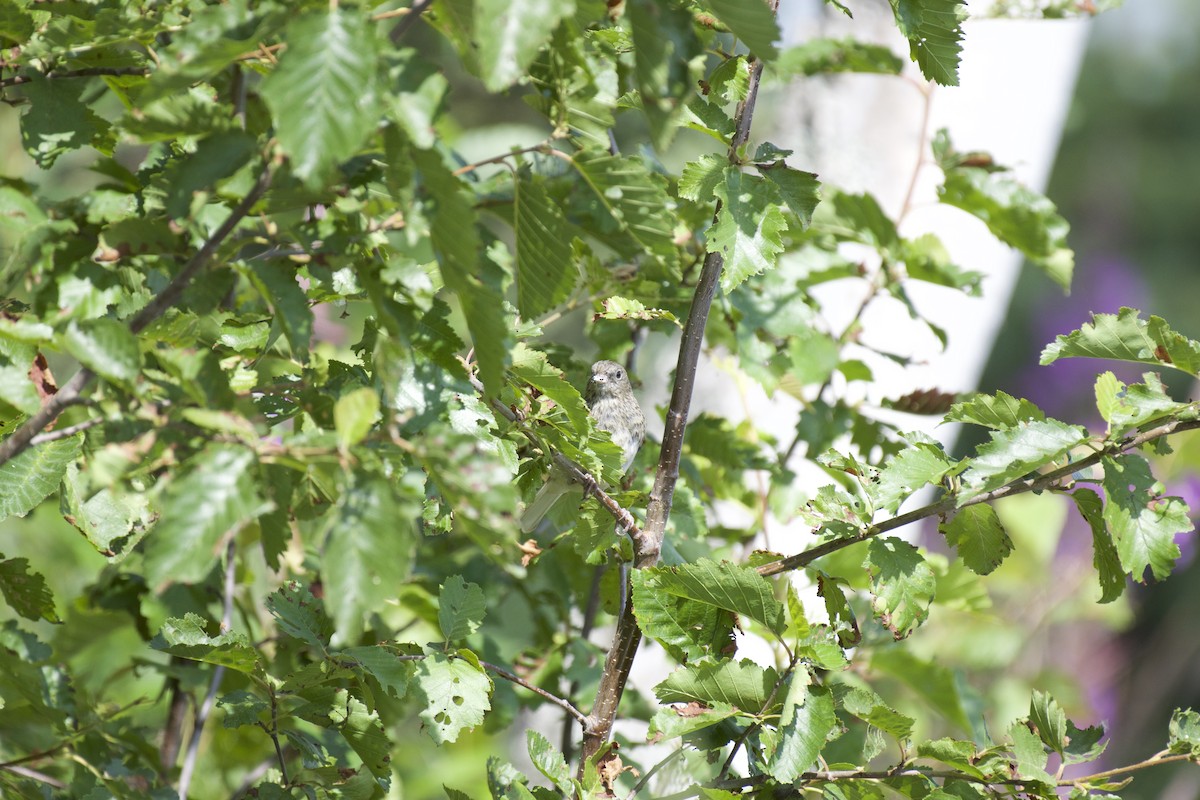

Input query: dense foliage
[0,0,1195,798]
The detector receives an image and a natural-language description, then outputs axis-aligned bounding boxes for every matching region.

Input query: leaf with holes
[413,652,492,744]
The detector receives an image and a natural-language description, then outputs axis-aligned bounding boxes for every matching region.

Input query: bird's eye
[615,368,624,378]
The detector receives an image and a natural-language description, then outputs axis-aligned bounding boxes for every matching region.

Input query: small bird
[520,360,646,532]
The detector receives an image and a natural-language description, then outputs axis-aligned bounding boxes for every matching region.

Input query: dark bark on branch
[577,2,780,771]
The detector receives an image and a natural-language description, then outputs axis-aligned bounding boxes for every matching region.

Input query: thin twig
[0,162,273,469]
[390,0,435,41]
[28,415,104,446]
[1,764,67,789]
[479,660,588,726]
[468,372,644,542]
[757,414,1200,577]
[624,746,685,800]
[453,141,553,177]
[718,652,799,779]
[178,540,238,798]
[230,749,294,798]
[577,8,779,771]
[0,66,150,89]
[562,566,606,760]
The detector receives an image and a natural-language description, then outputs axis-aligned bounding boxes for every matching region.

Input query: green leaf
[18,79,111,168]
[865,537,935,638]
[1040,308,1200,377]
[710,168,787,292]
[334,387,380,449]
[413,652,492,744]
[638,558,785,634]
[142,446,266,589]
[1072,488,1125,603]
[655,658,781,713]
[631,567,735,662]
[627,0,699,148]
[701,0,781,60]
[342,645,415,700]
[163,131,258,219]
[757,164,821,230]
[0,434,82,522]
[526,730,573,794]
[774,37,904,76]
[60,319,140,390]
[873,437,954,513]
[870,650,981,738]
[916,738,984,778]
[292,686,392,778]
[957,419,1088,503]
[513,175,575,319]
[438,575,487,642]
[1009,719,1054,785]
[679,153,727,202]
[569,148,678,264]
[841,687,915,742]
[1062,718,1106,766]
[265,581,332,652]
[261,8,380,185]
[248,261,313,361]
[940,504,1013,576]
[1101,454,1190,582]
[648,701,738,741]
[596,297,681,328]
[153,613,262,673]
[1028,690,1067,756]
[0,554,59,623]
[945,390,1045,430]
[0,1,34,47]
[1168,708,1200,756]
[936,131,1073,288]
[386,49,450,149]
[888,0,967,86]
[510,345,591,434]
[321,477,415,643]
[414,148,509,397]
[769,684,836,782]
[218,690,268,728]
[475,0,574,91]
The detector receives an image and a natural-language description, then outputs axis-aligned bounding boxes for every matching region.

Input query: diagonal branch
[468,372,645,544]
[578,1,781,772]
[0,162,273,469]
[756,414,1200,578]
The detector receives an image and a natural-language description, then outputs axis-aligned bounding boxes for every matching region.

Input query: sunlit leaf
[261,8,380,184]
[1041,307,1200,377]
[1101,454,1190,582]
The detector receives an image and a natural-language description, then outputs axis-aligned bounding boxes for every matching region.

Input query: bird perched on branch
[520,360,646,532]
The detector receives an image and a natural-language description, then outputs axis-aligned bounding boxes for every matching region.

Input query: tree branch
[0,162,273,469]
[578,4,779,770]
[478,660,588,726]
[0,66,150,89]
[389,0,435,41]
[757,414,1200,578]
[468,373,645,544]
[178,540,238,799]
